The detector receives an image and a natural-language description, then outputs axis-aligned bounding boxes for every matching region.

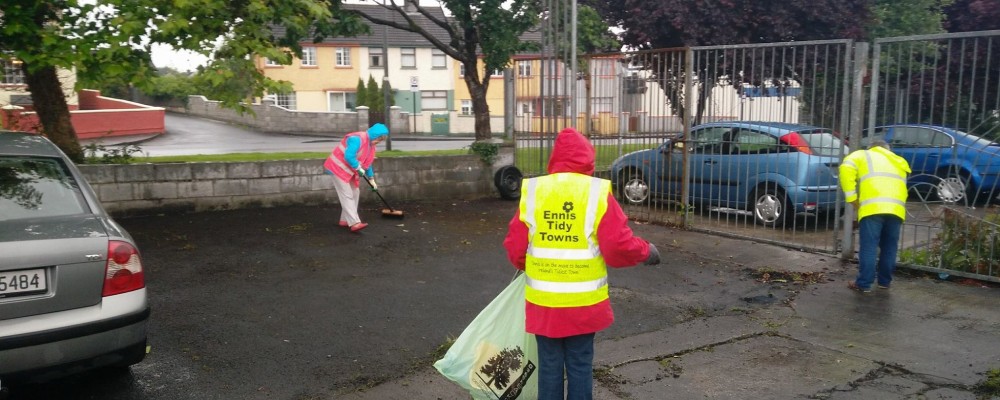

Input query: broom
[360,174,405,219]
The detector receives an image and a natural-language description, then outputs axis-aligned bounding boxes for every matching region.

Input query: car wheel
[935,170,973,205]
[619,170,650,205]
[494,165,523,200]
[750,185,792,227]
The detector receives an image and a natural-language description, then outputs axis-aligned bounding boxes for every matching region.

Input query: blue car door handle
[704,160,717,165]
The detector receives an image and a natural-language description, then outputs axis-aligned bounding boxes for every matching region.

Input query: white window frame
[491,68,504,77]
[1,59,25,84]
[459,64,466,77]
[422,90,448,110]
[336,48,351,67]
[327,91,357,111]
[401,47,416,68]
[432,49,447,69]
[369,47,384,68]
[269,93,297,110]
[517,101,534,117]
[301,47,317,66]
[460,100,472,115]
[517,61,532,77]
[264,57,280,66]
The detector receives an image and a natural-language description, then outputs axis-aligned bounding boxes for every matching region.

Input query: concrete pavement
[341,225,1000,400]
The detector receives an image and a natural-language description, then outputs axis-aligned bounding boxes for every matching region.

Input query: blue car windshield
[798,131,849,157]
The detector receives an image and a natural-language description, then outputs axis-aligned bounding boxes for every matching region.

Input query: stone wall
[77,149,514,217]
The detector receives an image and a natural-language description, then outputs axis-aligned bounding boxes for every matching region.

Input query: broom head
[381,208,405,219]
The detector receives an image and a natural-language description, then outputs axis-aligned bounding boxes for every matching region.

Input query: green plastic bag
[434,274,538,399]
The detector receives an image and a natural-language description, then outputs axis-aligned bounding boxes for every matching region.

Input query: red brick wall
[1,90,164,138]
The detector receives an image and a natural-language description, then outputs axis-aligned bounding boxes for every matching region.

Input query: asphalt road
[90,113,475,157]
[1,199,804,399]
[6,198,999,400]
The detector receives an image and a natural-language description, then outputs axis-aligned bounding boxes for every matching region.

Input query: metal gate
[510,31,1000,283]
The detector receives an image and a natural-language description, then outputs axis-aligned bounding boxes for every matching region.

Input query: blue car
[610,121,847,227]
[861,124,1000,204]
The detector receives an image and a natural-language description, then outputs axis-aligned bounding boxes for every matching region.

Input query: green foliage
[469,141,501,164]
[145,72,199,105]
[366,75,383,112]
[552,5,621,73]
[907,208,1000,279]
[83,143,145,164]
[355,79,368,109]
[974,367,1000,398]
[384,80,395,107]
[869,0,951,40]
[1,0,369,155]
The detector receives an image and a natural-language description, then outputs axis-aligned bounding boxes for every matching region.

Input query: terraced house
[256,2,545,135]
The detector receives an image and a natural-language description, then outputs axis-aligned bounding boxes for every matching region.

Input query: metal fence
[867,31,1000,283]
[510,30,1000,283]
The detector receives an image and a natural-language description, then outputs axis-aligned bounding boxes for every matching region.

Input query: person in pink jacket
[323,123,388,232]
[503,127,660,399]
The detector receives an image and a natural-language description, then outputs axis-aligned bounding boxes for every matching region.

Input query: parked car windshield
[797,130,849,157]
[0,156,87,221]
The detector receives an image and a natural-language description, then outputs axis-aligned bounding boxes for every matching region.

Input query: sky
[150,44,210,73]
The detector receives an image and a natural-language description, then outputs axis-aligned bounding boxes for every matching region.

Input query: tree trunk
[23,63,82,162]
[464,70,493,142]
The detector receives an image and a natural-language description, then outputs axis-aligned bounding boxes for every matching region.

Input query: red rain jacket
[503,128,652,338]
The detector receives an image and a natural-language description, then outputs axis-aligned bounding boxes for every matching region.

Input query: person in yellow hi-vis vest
[503,128,661,399]
[839,139,911,293]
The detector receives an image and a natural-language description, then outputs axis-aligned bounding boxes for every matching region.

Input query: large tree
[1,0,366,162]
[348,0,541,141]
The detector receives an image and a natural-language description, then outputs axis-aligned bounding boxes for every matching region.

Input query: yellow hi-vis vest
[839,146,909,221]
[520,173,611,308]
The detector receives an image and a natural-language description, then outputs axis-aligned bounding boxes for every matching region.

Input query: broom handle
[359,173,396,212]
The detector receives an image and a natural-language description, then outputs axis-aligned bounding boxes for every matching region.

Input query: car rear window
[0,156,88,221]
[798,130,849,157]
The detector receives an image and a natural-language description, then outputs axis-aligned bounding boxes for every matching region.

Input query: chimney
[404,0,417,13]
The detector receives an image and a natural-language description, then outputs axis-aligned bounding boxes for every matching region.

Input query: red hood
[547,128,595,175]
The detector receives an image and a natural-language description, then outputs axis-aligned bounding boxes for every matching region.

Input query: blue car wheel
[620,170,650,205]
[751,186,793,227]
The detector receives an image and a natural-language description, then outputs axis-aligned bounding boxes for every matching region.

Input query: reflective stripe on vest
[521,173,610,308]
[325,132,372,182]
[852,149,908,220]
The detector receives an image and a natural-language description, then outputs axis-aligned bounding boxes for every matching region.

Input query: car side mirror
[659,139,674,154]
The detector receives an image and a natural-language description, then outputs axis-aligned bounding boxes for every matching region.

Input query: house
[258,3,455,126]
[1,58,78,111]
[257,3,554,135]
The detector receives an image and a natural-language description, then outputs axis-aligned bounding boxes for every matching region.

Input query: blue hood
[367,123,389,141]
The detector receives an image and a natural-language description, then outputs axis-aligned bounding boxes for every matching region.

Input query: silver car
[0,132,148,386]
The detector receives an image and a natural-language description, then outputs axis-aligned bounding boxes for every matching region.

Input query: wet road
[93,113,475,157]
[5,199,998,399]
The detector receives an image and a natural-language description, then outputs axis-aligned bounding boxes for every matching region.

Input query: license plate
[0,268,47,298]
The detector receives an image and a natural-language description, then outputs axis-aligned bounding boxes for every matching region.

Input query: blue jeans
[857,214,903,289]
[536,333,595,400]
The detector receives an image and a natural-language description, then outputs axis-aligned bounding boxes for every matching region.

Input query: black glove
[645,242,661,265]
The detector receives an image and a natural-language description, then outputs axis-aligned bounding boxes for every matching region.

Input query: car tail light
[780,132,814,155]
[103,240,145,297]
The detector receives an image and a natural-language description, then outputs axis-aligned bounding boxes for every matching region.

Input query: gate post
[841,42,869,261]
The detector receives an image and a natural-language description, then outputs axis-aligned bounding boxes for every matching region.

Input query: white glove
[355,165,365,176]
[369,179,378,191]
